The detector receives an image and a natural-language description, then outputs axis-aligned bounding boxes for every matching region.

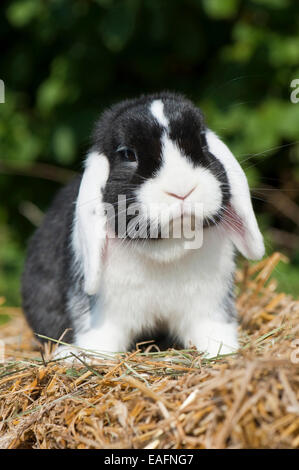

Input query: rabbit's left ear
[206,130,265,260]
[73,151,110,295]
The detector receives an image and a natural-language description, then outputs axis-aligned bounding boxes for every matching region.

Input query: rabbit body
[22,92,264,357]
[75,225,237,356]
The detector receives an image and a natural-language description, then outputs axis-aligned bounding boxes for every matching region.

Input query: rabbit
[21,91,264,359]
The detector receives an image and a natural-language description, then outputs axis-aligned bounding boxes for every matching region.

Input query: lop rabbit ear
[206,130,265,260]
[73,151,110,295]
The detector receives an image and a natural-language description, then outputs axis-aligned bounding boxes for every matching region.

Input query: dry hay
[0,252,298,449]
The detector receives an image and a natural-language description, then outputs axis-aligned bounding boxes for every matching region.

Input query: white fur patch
[73,151,109,295]
[184,318,239,358]
[206,130,265,260]
[76,225,238,356]
[150,99,169,129]
[136,132,223,232]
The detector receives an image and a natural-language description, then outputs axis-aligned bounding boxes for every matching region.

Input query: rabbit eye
[116,146,137,163]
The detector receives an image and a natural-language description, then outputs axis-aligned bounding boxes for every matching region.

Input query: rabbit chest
[91,229,235,333]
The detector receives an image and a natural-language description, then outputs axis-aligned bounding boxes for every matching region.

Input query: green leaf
[37,78,66,113]
[202,0,240,19]
[6,0,41,27]
[52,126,76,165]
[100,0,138,52]
[251,0,290,9]
[0,314,11,326]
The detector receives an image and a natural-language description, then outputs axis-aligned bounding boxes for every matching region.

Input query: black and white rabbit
[22,92,264,358]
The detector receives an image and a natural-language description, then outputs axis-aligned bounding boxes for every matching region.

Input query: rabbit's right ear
[73,151,110,296]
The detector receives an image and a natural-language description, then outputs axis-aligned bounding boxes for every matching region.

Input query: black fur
[130,331,184,352]
[21,177,82,343]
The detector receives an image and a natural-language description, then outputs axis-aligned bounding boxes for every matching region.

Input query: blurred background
[0,0,298,306]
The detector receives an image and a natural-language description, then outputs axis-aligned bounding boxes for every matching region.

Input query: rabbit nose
[165,186,196,201]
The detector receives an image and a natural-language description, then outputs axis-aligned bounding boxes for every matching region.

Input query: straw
[0,252,298,449]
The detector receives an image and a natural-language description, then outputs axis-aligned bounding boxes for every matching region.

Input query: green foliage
[0,223,24,305]
[202,0,241,19]
[273,262,299,296]
[0,314,11,326]
[0,0,298,304]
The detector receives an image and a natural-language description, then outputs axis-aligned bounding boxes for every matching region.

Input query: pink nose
[165,186,196,201]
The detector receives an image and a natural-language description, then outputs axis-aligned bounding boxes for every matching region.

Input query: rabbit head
[73,92,264,295]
